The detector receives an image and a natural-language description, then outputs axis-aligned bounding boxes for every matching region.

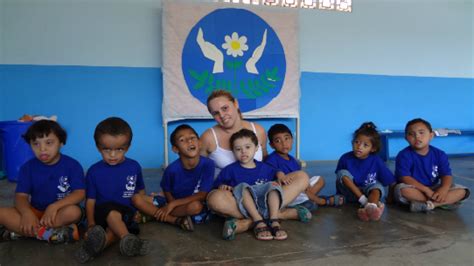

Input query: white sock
[426,200,435,210]
[358,195,368,206]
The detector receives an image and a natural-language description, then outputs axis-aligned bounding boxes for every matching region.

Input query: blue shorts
[152,194,210,224]
[233,182,284,219]
[394,182,470,205]
[336,169,387,203]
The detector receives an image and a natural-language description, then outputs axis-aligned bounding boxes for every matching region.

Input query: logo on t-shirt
[123,175,137,198]
[57,176,70,193]
[193,179,201,194]
[364,173,377,186]
[431,165,439,182]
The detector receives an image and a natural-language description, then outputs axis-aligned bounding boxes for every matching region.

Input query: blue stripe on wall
[300,72,474,161]
[1,64,163,169]
[0,65,472,170]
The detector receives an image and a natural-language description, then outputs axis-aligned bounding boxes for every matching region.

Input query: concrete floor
[0,157,473,265]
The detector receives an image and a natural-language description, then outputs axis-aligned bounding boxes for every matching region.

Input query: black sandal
[253,220,273,241]
[268,219,288,240]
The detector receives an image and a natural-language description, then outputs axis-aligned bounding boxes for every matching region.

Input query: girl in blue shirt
[335,122,395,222]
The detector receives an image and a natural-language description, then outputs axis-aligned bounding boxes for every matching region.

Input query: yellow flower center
[231,41,241,50]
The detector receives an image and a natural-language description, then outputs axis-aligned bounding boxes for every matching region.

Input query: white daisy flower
[222,32,249,58]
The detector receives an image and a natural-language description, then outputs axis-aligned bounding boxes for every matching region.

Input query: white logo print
[365,173,377,186]
[125,175,137,191]
[57,176,70,193]
[431,165,439,182]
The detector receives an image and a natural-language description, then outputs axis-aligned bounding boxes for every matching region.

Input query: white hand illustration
[197,28,224,74]
[245,29,267,74]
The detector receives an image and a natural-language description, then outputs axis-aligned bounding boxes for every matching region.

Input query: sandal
[268,219,287,241]
[293,205,312,223]
[222,218,237,240]
[175,216,194,232]
[321,194,345,207]
[253,220,273,241]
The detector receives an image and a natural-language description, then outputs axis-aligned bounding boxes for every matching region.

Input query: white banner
[162,1,299,123]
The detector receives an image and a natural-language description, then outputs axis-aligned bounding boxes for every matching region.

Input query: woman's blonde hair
[206,90,242,117]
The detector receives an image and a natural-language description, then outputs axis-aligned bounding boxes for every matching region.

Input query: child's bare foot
[357,207,369,222]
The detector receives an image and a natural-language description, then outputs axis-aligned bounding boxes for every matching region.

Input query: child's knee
[186,201,203,215]
[106,210,122,221]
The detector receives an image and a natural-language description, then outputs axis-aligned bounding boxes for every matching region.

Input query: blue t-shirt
[16,154,85,211]
[264,151,301,174]
[213,160,278,188]
[395,145,452,186]
[335,152,395,187]
[160,156,215,199]
[86,158,145,210]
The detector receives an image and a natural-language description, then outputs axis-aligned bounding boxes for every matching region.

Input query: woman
[200,90,310,240]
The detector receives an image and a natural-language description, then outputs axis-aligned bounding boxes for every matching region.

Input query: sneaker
[49,224,80,244]
[119,234,150,257]
[75,225,107,264]
[410,201,434,213]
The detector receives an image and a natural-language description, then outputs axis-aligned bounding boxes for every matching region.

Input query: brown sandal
[268,219,287,240]
[175,216,194,232]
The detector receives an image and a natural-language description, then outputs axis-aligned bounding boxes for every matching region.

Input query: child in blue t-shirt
[132,124,215,231]
[76,117,148,263]
[214,129,289,241]
[0,120,84,243]
[336,122,396,222]
[265,124,345,211]
[394,118,470,212]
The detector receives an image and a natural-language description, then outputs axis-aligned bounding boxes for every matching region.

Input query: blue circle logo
[182,8,286,113]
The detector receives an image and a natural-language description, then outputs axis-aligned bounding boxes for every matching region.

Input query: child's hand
[41,204,59,227]
[278,175,294,186]
[218,185,233,191]
[19,212,39,237]
[154,203,175,222]
[432,186,449,203]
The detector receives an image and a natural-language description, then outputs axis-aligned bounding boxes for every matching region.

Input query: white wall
[2,0,473,78]
[300,0,473,78]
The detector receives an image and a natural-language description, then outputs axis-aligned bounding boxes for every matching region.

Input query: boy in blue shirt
[394,118,470,212]
[132,124,215,231]
[336,122,396,221]
[214,129,300,241]
[76,117,148,263]
[265,124,344,211]
[0,120,84,243]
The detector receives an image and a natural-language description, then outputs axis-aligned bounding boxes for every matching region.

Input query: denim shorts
[394,182,470,205]
[336,169,386,203]
[233,182,284,219]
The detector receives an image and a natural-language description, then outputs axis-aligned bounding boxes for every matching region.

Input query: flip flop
[222,218,237,240]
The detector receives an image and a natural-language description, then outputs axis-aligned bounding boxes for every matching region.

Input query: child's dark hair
[405,118,432,134]
[353,122,381,153]
[94,117,133,147]
[23,120,67,145]
[170,124,199,147]
[268,123,292,143]
[230,129,258,149]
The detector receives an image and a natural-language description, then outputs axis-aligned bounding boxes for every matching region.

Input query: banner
[162,1,299,123]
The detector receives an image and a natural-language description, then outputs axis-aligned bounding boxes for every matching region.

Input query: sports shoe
[75,225,107,264]
[49,224,80,244]
[410,200,434,213]
[119,234,150,257]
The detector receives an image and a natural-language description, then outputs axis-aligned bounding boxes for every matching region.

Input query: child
[394,118,470,212]
[76,117,148,263]
[335,122,396,221]
[132,124,215,231]
[214,129,293,241]
[265,124,345,211]
[0,120,84,243]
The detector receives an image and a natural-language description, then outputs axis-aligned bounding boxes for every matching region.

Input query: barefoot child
[336,122,396,221]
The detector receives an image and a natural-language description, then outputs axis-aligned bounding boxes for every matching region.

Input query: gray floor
[0,157,473,265]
